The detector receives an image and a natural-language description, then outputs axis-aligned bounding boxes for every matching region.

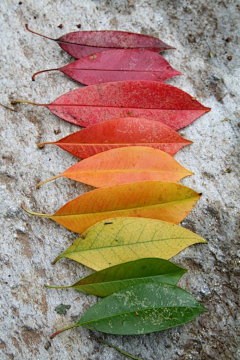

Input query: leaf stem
[11,99,46,106]
[50,323,78,339]
[37,141,54,148]
[32,68,60,81]
[37,175,61,189]
[21,201,50,218]
[25,24,55,41]
[45,283,70,289]
[51,255,62,265]
[93,334,144,360]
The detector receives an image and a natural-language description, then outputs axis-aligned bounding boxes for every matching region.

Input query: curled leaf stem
[25,24,54,41]
[32,68,60,81]
[37,175,61,189]
[21,201,50,218]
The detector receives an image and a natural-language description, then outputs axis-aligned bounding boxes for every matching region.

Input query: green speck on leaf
[55,303,71,315]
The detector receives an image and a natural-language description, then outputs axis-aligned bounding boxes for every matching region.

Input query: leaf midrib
[65,68,171,73]
[76,273,183,288]
[78,304,203,327]
[65,169,188,175]
[54,196,199,217]
[58,141,188,145]
[51,104,205,111]
[64,235,202,255]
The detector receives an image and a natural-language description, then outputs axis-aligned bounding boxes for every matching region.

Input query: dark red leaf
[26,25,174,59]
[32,49,181,85]
[13,81,210,130]
[38,117,192,158]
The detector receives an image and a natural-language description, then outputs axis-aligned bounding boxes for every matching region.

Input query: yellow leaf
[53,217,207,270]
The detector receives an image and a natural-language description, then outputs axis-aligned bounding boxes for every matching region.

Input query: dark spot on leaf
[76,24,82,28]
[58,24,63,29]
[104,222,113,225]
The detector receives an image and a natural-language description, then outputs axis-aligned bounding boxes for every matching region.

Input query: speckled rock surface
[0,1,239,359]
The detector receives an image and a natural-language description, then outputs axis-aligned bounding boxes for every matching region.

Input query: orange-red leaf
[38,117,192,158]
[37,147,193,188]
[22,181,201,233]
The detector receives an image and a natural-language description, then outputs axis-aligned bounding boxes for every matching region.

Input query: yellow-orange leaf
[22,181,201,233]
[37,146,193,188]
[53,217,206,270]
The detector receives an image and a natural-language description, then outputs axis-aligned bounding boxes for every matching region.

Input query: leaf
[12,81,211,130]
[32,49,181,85]
[37,146,193,189]
[47,258,187,296]
[22,181,201,233]
[26,25,174,59]
[38,117,192,158]
[52,217,206,270]
[50,282,207,337]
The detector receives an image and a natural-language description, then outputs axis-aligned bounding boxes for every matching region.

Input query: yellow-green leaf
[22,181,201,233]
[53,217,206,270]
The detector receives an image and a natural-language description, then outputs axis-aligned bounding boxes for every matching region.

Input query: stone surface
[0,1,239,359]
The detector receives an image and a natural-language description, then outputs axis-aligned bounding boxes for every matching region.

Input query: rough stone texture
[0,1,239,359]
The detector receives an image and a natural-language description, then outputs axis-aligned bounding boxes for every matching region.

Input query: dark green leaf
[46,258,187,297]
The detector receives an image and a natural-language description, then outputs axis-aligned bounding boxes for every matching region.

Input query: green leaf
[53,217,206,270]
[50,282,207,337]
[46,258,187,297]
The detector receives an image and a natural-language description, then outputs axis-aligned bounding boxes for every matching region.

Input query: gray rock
[0,0,239,359]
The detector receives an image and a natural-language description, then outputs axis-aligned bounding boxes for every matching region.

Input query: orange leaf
[23,181,201,233]
[38,117,192,158]
[37,146,193,188]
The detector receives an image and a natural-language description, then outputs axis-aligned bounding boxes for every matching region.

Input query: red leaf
[32,49,181,85]
[38,117,192,158]
[13,81,210,130]
[26,25,174,59]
